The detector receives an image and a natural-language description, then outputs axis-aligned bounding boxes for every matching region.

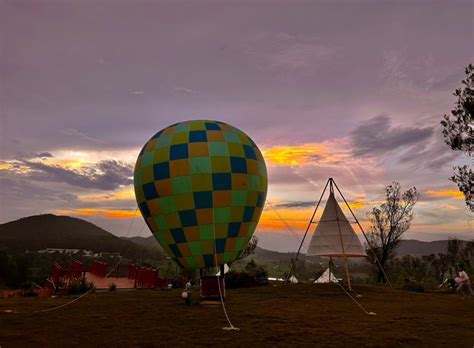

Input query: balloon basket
[200,276,225,301]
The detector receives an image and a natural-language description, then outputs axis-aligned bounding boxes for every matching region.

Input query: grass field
[0,284,473,347]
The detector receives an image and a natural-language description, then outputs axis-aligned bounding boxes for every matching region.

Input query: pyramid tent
[314,268,339,283]
[306,191,366,257]
[289,275,298,284]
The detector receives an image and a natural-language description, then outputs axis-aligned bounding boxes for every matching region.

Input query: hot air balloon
[134,120,267,271]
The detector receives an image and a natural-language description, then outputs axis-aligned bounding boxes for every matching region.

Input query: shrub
[402,279,425,293]
[225,270,268,288]
[20,281,38,297]
[66,277,94,294]
[225,271,256,288]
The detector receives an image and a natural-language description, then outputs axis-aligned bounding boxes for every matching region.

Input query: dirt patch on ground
[0,284,472,347]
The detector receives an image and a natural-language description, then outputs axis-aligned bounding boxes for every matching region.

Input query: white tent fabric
[216,263,230,276]
[314,268,339,283]
[289,275,298,284]
[306,192,367,257]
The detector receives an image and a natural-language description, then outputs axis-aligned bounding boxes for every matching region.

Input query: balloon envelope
[134,120,267,269]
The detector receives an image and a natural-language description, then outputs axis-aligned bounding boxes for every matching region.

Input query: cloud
[424,189,464,200]
[269,42,336,74]
[59,128,104,144]
[0,175,81,222]
[17,152,54,159]
[78,188,135,203]
[263,142,350,166]
[243,33,338,77]
[57,193,79,202]
[2,159,133,190]
[397,131,461,170]
[277,198,367,211]
[350,115,434,157]
[276,201,317,209]
[174,86,194,94]
[0,176,73,202]
[263,144,329,166]
[53,208,140,219]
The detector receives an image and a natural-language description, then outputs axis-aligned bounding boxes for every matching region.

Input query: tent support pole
[284,178,330,285]
[328,257,332,282]
[329,179,352,291]
[342,257,352,291]
[332,179,392,288]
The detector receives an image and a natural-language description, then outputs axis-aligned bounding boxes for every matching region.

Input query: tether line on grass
[335,281,376,316]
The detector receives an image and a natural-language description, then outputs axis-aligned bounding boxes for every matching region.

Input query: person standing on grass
[456,265,473,296]
[183,279,192,305]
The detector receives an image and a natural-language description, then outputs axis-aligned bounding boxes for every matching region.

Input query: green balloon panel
[134,120,268,269]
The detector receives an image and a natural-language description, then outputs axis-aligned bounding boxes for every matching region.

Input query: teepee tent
[306,191,366,258]
[289,275,298,284]
[305,181,366,290]
[314,268,338,284]
[287,178,390,290]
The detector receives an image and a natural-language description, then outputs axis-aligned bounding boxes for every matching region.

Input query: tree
[440,64,473,212]
[233,235,259,262]
[446,238,462,272]
[366,182,419,283]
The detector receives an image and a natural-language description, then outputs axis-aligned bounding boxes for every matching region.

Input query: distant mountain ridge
[113,235,466,258]
[0,214,161,259]
[0,214,466,259]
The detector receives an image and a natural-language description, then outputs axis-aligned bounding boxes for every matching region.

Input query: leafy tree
[244,259,267,279]
[460,241,474,268]
[233,235,259,263]
[428,253,450,283]
[244,259,258,274]
[283,257,311,281]
[366,182,419,283]
[446,238,462,272]
[440,64,473,211]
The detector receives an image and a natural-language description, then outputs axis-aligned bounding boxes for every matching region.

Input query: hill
[397,239,466,256]
[251,239,465,260]
[119,234,463,264]
[0,214,161,259]
[126,235,160,250]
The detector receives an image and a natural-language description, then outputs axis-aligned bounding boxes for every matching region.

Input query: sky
[1,0,473,252]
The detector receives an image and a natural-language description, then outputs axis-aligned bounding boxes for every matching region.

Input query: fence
[128,265,167,289]
[88,261,108,278]
[46,260,86,293]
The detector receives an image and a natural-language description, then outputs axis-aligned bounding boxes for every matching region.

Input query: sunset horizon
[1,1,473,251]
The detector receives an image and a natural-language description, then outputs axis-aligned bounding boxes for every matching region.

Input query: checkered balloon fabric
[134,120,268,269]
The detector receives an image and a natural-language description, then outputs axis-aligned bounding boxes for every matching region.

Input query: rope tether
[335,281,376,316]
[212,203,240,331]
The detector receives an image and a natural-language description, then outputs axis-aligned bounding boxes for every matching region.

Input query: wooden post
[329,257,332,282]
[342,255,352,291]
